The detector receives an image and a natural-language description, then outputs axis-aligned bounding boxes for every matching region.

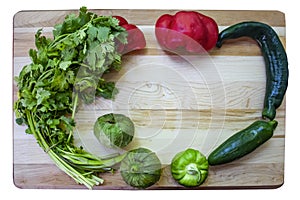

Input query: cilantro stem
[66,93,79,144]
[71,61,92,68]
[25,109,104,189]
[71,93,78,120]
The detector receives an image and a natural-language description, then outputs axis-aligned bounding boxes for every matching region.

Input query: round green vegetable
[94,113,135,148]
[171,148,209,187]
[120,147,162,189]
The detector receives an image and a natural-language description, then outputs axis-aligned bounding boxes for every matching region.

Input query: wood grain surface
[13,9,286,189]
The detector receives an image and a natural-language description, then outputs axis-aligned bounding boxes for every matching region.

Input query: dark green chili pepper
[208,120,278,165]
[216,21,288,120]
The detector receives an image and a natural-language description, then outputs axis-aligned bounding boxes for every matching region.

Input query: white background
[1,0,299,199]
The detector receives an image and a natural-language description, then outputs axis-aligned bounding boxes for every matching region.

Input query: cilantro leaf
[36,88,51,105]
[59,61,72,70]
[96,26,110,41]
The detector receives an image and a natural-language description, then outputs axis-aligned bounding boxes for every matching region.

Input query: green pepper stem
[269,120,278,130]
[186,163,201,178]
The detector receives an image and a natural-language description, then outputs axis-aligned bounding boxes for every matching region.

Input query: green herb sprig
[14,7,128,189]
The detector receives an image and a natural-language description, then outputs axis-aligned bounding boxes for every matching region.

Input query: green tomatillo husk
[94,113,135,148]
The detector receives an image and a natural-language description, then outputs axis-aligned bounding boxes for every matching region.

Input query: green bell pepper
[171,148,209,187]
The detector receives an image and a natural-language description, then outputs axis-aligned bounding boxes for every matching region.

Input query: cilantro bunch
[14,7,128,189]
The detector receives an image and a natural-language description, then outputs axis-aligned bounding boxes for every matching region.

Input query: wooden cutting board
[13,9,286,189]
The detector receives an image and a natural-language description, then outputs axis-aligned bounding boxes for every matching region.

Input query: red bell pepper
[155,11,218,53]
[113,16,146,54]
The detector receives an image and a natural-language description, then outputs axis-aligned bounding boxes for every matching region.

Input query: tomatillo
[171,148,208,187]
[94,113,135,148]
[120,147,162,189]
